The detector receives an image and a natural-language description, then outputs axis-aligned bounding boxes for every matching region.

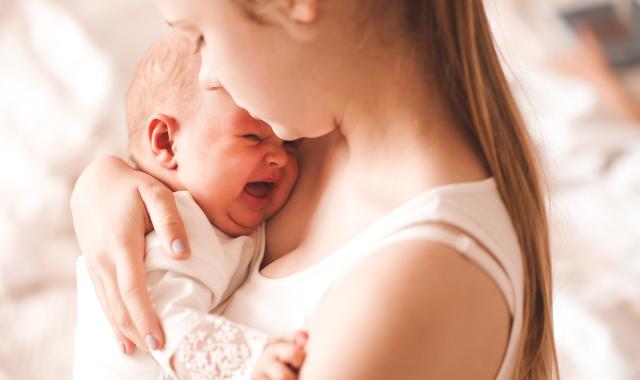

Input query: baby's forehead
[194,92,278,138]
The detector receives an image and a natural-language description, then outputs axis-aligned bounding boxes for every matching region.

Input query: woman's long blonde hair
[236,0,558,378]
[405,1,558,378]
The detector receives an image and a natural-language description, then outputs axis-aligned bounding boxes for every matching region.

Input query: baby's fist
[253,331,308,380]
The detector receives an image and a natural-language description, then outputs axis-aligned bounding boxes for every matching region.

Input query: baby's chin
[218,210,265,237]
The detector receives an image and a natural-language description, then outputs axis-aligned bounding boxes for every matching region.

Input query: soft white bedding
[1,1,638,379]
[0,1,164,378]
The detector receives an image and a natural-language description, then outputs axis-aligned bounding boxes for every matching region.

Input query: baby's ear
[147,114,179,170]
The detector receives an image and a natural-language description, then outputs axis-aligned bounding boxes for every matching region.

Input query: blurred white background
[0,1,166,378]
[1,0,639,379]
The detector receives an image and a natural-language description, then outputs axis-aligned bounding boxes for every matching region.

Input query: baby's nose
[266,141,289,168]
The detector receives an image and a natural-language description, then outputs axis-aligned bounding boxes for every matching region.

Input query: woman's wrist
[71,155,168,233]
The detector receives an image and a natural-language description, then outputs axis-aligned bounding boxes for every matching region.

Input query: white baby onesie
[73,191,264,380]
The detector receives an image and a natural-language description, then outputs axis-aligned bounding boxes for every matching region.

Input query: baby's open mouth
[244,182,274,199]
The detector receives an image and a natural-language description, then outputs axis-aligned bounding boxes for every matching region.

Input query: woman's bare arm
[299,240,511,379]
[70,155,191,353]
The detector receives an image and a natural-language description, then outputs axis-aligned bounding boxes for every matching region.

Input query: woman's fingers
[115,243,164,351]
[87,265,136,354]
[113,328,136,354]
[138,182,191,260]
[101,263,147,349]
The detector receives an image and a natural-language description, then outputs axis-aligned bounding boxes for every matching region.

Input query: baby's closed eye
[242,134,262,142]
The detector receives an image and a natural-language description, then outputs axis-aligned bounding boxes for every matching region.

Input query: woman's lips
[243,182,274,199]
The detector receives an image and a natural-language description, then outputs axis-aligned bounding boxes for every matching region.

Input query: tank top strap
[327,222,515,314]
[371,224,516,314]
[323,222,521,380]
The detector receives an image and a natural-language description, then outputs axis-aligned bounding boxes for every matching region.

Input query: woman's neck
[333,57,489,209]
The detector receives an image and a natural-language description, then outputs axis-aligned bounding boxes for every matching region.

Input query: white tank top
[223,178,523,379]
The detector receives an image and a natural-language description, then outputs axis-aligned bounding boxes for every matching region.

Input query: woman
[71,0,558,378]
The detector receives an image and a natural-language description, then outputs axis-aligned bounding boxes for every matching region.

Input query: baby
[74,33,304,380]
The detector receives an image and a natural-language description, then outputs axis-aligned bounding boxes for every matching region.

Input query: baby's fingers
[293,330,308,348]
[263,361,297,380]
[270,341,306,370]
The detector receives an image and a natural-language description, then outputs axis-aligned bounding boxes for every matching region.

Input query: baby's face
[175,89,299,236]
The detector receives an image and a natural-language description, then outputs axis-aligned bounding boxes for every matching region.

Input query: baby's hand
[253,331,308,380]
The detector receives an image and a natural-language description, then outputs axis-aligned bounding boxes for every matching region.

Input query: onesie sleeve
[147,265,269,379]
[143,260,218,374]
[143,191,267,378]
[170,314,268,380]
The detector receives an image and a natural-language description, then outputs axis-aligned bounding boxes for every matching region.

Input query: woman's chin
[269,122,302,141]
[273,121,338,141]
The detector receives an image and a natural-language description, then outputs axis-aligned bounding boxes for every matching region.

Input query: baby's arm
[144,239,274,380]
[76,194,306,379]
[143,191,283,378]
[140,193,254,374]
[147,247,310,380]
[167,316,307,380]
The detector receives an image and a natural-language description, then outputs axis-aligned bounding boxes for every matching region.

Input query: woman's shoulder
[363,177,522,281]
[302,236,511,379]
[297,180,519,378]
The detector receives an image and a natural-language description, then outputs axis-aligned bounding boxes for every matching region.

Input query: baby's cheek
[284,161,300,192]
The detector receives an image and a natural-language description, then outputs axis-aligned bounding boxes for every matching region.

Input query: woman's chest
[262,194,370,277]
[223,201,388,336]
[261,133,394,277]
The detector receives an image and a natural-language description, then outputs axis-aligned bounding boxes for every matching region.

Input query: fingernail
[171,239,186,255]
[119,341,127,354]
[146,334,159,350]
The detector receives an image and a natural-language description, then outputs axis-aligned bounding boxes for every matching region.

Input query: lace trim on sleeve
[173,315,268,380]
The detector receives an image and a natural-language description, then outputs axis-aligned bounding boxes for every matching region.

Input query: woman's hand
[70,155,191,353]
